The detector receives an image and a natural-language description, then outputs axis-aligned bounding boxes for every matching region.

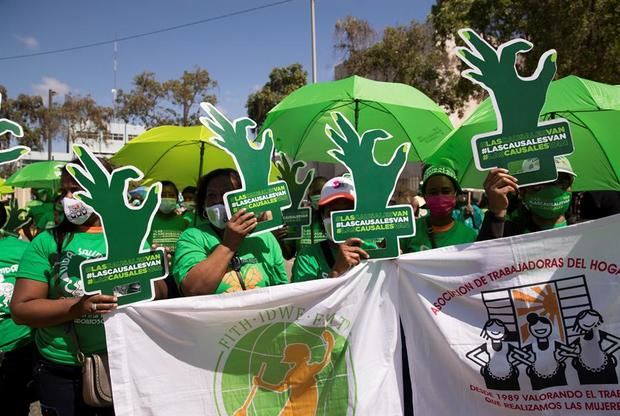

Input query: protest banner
[0,93,29,166]
[399,214,620,415]
[324,112,414,259]
[456,29,574,186]
[200,103,292,235]
[276,152,314,240]
[105,260,402,416]
[67,145,167,307]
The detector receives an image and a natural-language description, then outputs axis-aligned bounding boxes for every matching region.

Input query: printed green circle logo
[216,322,356,416]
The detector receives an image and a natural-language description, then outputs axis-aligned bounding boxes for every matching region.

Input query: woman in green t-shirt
[402,162,477,253]
[0,201,32,416]
[173,169,288,296]
[292,175,372,283]
[149,180,187,252]
[10,160,165,416]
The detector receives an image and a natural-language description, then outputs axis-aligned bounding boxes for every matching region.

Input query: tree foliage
[115,68,218,128]
[430,0,620,84]
[334,17,471,114]
[246,64,308,127]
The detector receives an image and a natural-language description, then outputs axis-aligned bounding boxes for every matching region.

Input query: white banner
[105,261,403,416]
[399,215,620,415]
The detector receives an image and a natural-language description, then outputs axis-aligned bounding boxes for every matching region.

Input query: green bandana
[422,165,460,192]
[524,186,571,220]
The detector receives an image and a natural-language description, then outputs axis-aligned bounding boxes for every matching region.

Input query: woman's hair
[160,180,179,200]
[0,201,7,229]
[573,309,603,333]
[480,318,508,340]
[195,169,241,219]
[53,157,114,255]
[526,313,551,327]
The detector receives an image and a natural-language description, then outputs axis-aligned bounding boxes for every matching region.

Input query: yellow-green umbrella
[0,178,13,195]
[111,125,280,190]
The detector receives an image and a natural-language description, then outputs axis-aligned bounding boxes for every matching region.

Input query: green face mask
[524,186,571,220]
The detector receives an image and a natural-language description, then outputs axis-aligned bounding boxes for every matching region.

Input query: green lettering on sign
[68,145,167,307]
[457,28,574,186]
[325,112,414,259]
[276,152,314,240]
[200,104,292,235]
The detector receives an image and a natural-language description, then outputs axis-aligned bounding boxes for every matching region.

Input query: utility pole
[47,89,56,160]
[310,0,317,83]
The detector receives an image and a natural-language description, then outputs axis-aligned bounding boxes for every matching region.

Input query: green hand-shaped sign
[0,94,29,166]
[276,152,314,240]
[0,198,29,237]
[457,29,573,186]
[325,112,414,259]
[68,145,167,307]
[200,103,292,234]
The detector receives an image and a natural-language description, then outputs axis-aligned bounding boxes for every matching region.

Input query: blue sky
[2,0,435,120]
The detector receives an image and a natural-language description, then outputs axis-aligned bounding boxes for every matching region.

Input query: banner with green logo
[457,29,574,186]
[276,152,314,240]
[105,261,402,416]
[325,112,414,259]
[200,103,292,235]
[68,145,167,307]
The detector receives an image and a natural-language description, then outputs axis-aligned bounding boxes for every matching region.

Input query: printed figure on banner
[467,274,620,391]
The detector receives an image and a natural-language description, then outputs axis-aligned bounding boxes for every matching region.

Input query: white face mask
[159,198,177,214]
[205,204,228,229]
[62,197,94,225]
[323,218,334,241]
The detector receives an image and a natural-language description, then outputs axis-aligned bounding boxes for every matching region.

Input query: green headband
[422,165,460,192]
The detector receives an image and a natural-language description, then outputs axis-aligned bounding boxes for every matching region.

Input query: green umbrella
[5,160,66,190]
[0,178,13,195]
[111,125,280,190]
[262,75,453,164]
[430,76,620,191]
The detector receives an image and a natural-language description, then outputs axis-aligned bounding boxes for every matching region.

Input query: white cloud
[33,77,71,100]
[13,34,39,50]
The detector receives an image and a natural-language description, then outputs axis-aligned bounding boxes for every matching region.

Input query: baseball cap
[318,175,355,206]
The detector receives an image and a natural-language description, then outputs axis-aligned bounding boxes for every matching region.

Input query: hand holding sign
[200,104,292,235]
[325,112,414,259]
[457,29,573,186]
[276,152,314,240]
[67,145,167,307]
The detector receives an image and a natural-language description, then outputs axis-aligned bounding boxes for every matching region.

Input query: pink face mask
[425,195,456,217]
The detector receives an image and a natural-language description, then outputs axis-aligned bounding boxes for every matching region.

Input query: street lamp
[47,88,56,160]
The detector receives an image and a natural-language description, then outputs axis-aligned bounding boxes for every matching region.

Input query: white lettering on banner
[399,214,620,415]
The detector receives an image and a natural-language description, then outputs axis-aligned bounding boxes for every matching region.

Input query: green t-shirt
[296,213,327,251]
[402,217,478,253]
[149,213,188,253]
[292,240,376,283]
[17,230,107,365]
[0,236,31,352]
[173,223,289,294]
